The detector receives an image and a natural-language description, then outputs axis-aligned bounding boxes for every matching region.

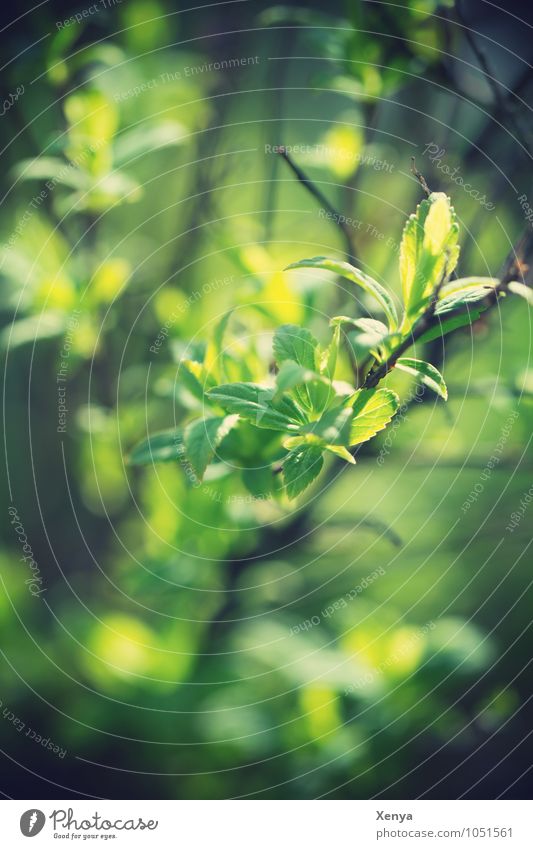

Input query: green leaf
[350,388,399,446]
[207,383,302,431]
[287,257,398,330]
[438,276,499,300]
[128,429,183,465]
[273,324,323,410]
[508,281,533,305]
[400,193,459,317]
[274,359,336,414]
[273,324,318,370]
[183,415,239,479]
[301,404,353,446]
[318,323,340,378]
[435,287,491,315]
[332,316,391,356]
[417,308,486,344]
[325,444,356,464]
[275,360,320,394]
[284,445,324,499]
[396,357,448,400]
[423,192,454,254]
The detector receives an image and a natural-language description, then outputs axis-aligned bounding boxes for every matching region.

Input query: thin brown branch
[277,146,356,261]
[411,157,431,196]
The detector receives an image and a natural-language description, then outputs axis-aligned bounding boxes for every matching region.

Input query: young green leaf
[273,324,318,370]
[395,357,448,400]
[286,257,398,330]
[400,192,459,317]
[325,444,356,464]
[332,316,391,356]
[127,429,183,465]
[207,383,302,431]
[283,444,324,499]
[275,360,321,394]
[508,280,533,305]
[183,415,239,479]
[435,286,491,315]
[350,388,399,446]
[438,276,499,300]
[275,360,336,415]
[318,323,340,378]
[301,403,353,446]
[423,192,454,254]
[416,308,486,344]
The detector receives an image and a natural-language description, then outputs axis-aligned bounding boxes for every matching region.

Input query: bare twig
[277,146,356,261]
[411,157,431,196]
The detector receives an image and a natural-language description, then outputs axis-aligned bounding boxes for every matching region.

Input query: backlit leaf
[396,357,448,400]
[286,257,398,330]
[350,388,399,446]
[400,192,459,316]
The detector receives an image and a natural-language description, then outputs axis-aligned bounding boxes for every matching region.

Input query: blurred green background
[1,0,532,799]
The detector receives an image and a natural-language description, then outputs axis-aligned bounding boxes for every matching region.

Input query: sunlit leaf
[287,257,398,329]
[325,444,356,463]
[318,323,340,378]
[207,383,302,431]
[435,286,491,315]
[438,276,498,300]
[395,357,448,400]
[417,308,486,343]
[332,315,390,355]
[400,192,459,317]
[350,388,399,445]
[301,403,353,446]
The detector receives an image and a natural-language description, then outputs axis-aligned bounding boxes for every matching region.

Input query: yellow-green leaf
[349,388,399,446]
[400,192,459,317]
